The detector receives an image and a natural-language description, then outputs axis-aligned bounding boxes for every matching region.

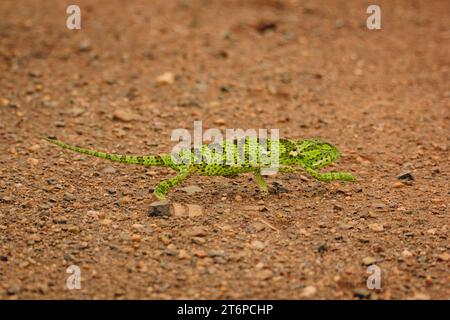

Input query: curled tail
[43,137,166,167]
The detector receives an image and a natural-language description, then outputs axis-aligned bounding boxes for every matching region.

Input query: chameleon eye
[289,150,298,157]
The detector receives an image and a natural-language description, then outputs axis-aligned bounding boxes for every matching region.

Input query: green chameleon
[44,136,356,200]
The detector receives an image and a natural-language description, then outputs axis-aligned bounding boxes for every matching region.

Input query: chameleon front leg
[253,170,269,193]
[153,167,195,200]
[304,167,356,182]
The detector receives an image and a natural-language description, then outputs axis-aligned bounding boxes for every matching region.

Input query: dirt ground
[0,0,448,300]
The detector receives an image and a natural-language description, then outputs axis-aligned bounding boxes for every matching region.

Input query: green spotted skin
[44,137,356,200]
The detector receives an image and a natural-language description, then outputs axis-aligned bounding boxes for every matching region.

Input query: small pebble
[179,185,202,195]
[148,201,171,217]
[362,256,377,266]
[156,72,175,85]
[186,204,203,217]
[102,166,117,174]
[99,219,112,225]
[401,249,413,258]
[393,182,404,188]
[353,288,371,299]
[437,252,449,262]
[27,158,39,166]
[189,227,207,237]
[113,109,137,122]
[368,223,384,232]
[397,172,414,181]
[300,286,317,298]
[251,240,266,250]
[256,269,273,280]
[63,192,76,201]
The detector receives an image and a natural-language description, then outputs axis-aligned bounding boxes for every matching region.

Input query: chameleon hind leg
[153,167,195,200]
[253,170,269,193]
[304,167,356,182]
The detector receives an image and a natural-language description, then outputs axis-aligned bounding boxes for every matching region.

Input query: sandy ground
[0,0,449,299]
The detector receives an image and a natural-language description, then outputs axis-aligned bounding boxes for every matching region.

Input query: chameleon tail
[304,167,356,182]
[43,137,165,167]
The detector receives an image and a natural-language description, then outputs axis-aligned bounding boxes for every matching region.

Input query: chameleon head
[295,138,340,169]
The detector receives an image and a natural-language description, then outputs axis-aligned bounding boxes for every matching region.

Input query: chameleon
[43,136,356,200]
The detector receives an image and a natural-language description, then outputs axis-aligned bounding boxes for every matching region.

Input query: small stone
[255,20,277,34]
[256,269,273,280]
[42,99,57,108]
[87,210,103,219]
[299,175,309,181]
[132,234,141,242]
[78,39,92,52]
[52,216,68,224]
[54,120,65,128]
[426,228,437,235]
[193,250,206,258]
[179,185,202,194]
[300,286,317,298]
[393,182,404,188]
[187,204,203,217]
[437,252,450,262]
[28,69,42,78]
[63,192,76,201]
[192,237,206,245]
[397,171,414,181]
[207,250,225,257]
[368,223,384,232]
[28,144,41,152]
[401,249,413,258]
[118,196,131,205]
[316,242,327,253]
[252,222,266,232]
[178,249,190,260]
[68,107,85,117]
[353,68,363,76]
[189,227,207,237]
[1,98,10,107]
[99,219,112,225]
[119,233,131,241]
[339,223,352,230]
[113,109,137,122]
[412,293,430,300]
[148,201,171,217]
[251,240,266,250]
[362,256,377,266]
[102,166,117,174]
[29,234,42,242]
[299,228,311,237]
[156,72,175,85]
[132,223,144,230]
[243,205,261,211]
[373,203,385,209]
[172,203,187,217]
[112,128,126,138]
[213,118,226,125]
[7,285,21,295]
[159,235,171,245]
[27,158,39,166]
[353,288,371,299]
